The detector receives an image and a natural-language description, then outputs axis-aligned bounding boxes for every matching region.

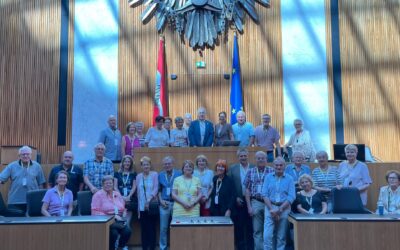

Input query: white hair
[18,146,32,154]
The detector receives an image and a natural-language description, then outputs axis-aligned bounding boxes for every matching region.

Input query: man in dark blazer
[188,107,214,147]
[228,148,255,250]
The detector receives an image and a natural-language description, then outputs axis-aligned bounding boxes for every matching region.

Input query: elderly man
[232,111,255,147]
[244,151,274,250]
[98,115,122,163]
[254,114,281,162]
[48,151,83,200]
[228,148,255,250]
[188,107,214,147]
[284,151,311,189]
[84,143,114,193]
[158,156,182,250]
[0,146,46,214]
[169,116,189,147]
[262,157,295,250]
[183,113,192,130]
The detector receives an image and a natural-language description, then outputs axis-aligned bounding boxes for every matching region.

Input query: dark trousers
[233,203,254,250]
[110,224,132,250]
[140,211,157,250]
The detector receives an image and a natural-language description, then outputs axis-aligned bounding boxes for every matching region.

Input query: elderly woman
[312,151,342,212]
[376,170,400,214]
[136,156,158,250]
[210,160,236,216]
[214,111,234,146]
[135,121,146,147]
[42,170,73,216]
[172,160,202,217]
[193,154,214,216]
[121,122,141,157]
[284,151,311,190]
[144,116,169,148]
[91,175,131,250]
[338,144,372,206]
[114,155,137,225]
[296,174,327,214]
[283,119,316,162]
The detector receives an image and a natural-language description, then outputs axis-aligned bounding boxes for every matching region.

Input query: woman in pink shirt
[91,175,131,250]
[121,122,141,157]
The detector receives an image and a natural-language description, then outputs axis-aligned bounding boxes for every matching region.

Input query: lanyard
[292,167,301,180]
[388,187,392,212]
[184,178,193,193]
[20,161,30,176]
[275,176,281,193]
[165,171,174,187]
[256,167,266,183]
[122,173,130,187]
[57,186,65,214]
[305,193,313,207]
[216,178,223,195]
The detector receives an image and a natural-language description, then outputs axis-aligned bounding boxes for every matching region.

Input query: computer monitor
[221,140,240,146]
[333,144,366,162]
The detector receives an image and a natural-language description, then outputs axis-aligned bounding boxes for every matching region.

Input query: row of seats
[1,186,371,217]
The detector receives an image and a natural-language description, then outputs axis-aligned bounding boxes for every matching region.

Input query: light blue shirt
[262,173,295,204]
[232,122,254,146]
[158,169,182,201]
[284,164,311,184]
[98,127,122,161]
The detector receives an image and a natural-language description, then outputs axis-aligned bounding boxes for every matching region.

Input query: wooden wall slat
[338,0,400,161]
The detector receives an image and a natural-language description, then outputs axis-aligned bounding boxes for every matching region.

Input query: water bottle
[377,201,384,216]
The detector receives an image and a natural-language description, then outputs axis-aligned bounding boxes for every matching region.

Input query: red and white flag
[152,36,168,125]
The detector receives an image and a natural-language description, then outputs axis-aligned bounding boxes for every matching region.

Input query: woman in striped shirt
[312,151,342,212]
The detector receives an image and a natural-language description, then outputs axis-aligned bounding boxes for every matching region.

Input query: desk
[170,216,234,250]
[0,215,113,250]
[289,213,400,250]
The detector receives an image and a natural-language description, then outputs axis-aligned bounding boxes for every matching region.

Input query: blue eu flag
[230,34,243,124]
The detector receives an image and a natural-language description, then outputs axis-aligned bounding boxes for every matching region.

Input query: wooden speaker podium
[170,216,234,250]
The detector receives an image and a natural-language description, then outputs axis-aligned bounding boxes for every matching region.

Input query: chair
[26,189,47,217]
[331,187,372,214]
[77,191,93,215]
[0,193,25,217]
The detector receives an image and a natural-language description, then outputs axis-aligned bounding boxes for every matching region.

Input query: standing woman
[338,144,372,206]
[42,170,73,216]
[214,111,234,146]
[144,116,169,148]
[210,160,236,216]
[136,156,159,250]
[172,160,202,217]
[193,155,214,216]
[114,155,137,227]
[283,119,316,162]
[135,121,146,147]
[312,151,342,212]
[121,122,141,157]
[296,174,327,214]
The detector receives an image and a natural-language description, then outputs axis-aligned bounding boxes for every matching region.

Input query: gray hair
[18,146,32,154]
[94,143,106,150]
[316,150,328,158]
[236,147,249,156]
[236,111,246,118]
[344,144,358,153]
[255,151,267,158]
[273,156,286,165]
[162,155,175,164]
[292,151,305,159]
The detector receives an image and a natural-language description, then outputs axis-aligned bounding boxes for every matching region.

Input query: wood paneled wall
[0,0,74,163]
[1,1,400,162]
[338,0,400,161]
[118,3,284,135]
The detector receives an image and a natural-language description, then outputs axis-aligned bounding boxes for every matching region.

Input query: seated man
[0,146,46,214]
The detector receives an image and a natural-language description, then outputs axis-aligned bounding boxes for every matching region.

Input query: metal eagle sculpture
[128,0,270,48]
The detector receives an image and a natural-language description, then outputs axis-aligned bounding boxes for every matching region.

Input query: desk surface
[289,213,400,222]
[0,215,113,225]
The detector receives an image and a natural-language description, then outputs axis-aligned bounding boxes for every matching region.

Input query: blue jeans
[159,202,173,250]
[266,151,274,163]
[263,205,290,250]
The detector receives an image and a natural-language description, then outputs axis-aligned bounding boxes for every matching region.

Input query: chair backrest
[332,187,370,214]
[77,191,93,215]
[26,189,47,217]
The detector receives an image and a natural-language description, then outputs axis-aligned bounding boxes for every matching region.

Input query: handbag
[110,220,126,230]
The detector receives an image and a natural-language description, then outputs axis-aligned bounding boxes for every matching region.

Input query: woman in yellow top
[172,160,202,217]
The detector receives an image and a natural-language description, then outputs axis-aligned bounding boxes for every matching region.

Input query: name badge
[114,206,119,215]
[166,187,171,196]
[22,177,27,186]
[275,193,280,203]
[184,192,192,201]
[308,208,314,214]
[214,195,219,205]
[114,138,118,146]
[60,209,65,216]
[123,187,128,197]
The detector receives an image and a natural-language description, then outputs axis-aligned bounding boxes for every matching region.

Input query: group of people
[1,143,400,250]
[99,108,316,164]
